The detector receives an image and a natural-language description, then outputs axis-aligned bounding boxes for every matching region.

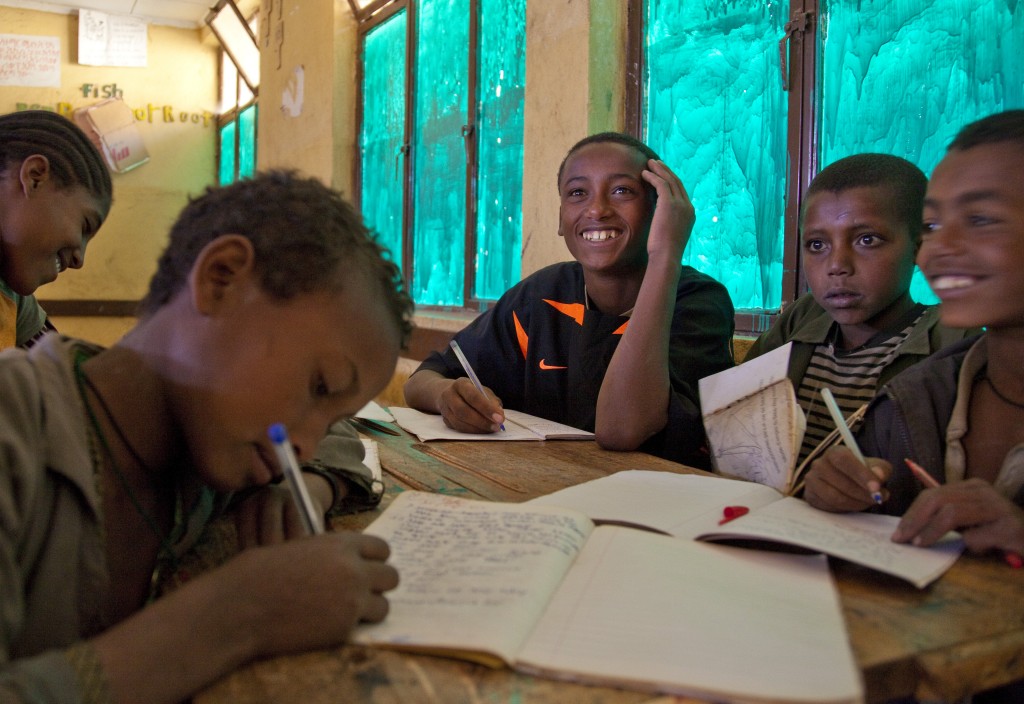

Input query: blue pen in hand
[449,340,505,431]
[268,423,325,535]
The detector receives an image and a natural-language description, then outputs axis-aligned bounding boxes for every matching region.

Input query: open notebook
[530,470,963,588]
[355,490,864,704]
[389,406,593,442]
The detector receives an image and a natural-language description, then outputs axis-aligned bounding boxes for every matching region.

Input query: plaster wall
[0,6,218,304]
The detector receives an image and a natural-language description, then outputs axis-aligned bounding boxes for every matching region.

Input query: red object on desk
[719,505,749,525]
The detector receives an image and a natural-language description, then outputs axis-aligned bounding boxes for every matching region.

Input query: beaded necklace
[72,351,180,587]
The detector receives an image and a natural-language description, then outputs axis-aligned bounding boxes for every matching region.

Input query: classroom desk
[195,429,1024,704]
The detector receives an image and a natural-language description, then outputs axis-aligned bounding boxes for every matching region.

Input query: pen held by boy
[902,458,1021,569]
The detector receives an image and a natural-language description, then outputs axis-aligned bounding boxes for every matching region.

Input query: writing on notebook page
[382,498,589,608]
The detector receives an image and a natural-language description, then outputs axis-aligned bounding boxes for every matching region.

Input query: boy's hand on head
[893,479,1024,555]
[439,377,505,433]
[804,446,892,512]
[641,159,695,262]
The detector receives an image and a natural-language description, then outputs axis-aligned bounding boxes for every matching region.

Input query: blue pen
[449,340,505,431]
[268,423,325,535]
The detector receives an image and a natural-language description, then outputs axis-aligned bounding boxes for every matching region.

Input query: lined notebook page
[355,493,593,665]
[517,526,862,704]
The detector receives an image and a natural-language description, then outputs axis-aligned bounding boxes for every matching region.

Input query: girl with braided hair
[0,109,113,349]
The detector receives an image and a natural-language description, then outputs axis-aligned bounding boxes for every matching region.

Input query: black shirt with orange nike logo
[415,262,735,468]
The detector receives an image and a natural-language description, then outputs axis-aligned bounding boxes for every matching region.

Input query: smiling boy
[744,153,974,464]
[802,116,1024,704]
[806,111,1024,524]
[403,132,734,467]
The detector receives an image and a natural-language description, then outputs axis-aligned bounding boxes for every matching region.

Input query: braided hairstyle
[0,110,112,217]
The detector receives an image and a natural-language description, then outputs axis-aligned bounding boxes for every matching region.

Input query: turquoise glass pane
[238,104,257,180]
[820,0,1024,305]
[644,1,788,311]
[361,10,407,268]
[474,0,525,300]
[218,120,236,186]
[412,0,469,306]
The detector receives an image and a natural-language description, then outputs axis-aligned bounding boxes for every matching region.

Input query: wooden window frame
[626,0,821,335]
[354,0,497,315]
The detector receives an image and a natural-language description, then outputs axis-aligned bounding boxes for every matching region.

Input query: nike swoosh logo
[539,359,567,370]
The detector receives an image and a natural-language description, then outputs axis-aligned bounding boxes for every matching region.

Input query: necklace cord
[984,375,1024,410]
[73,355,180,573]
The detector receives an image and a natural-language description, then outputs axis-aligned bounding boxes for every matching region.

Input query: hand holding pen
[803,389,893,512]
[441,340,506,433]
[900,459,1023,569]
[820,388,886,505]
[268,423,325,536]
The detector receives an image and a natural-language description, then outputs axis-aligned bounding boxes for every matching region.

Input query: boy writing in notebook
[0,171,412,702]
[804,110,1024,560]
[404,132,734,468]
[743,153,974,466]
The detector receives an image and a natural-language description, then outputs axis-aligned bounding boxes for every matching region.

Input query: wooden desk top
[195,429,1024,704]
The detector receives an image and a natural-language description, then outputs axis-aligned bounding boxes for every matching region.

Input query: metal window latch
[395,143,410,179]
[778,11,813,92]
[461,124,475,165]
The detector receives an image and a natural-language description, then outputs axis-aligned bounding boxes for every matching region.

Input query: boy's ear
[188,234,257,315]
[18,155,51,196]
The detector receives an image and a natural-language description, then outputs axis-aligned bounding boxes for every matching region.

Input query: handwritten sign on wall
[0,34,61,87]
[78,9,147,68]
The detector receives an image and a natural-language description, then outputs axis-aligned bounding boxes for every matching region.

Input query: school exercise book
[530,470,963,589]
[354,490,864,704]
[698,342,865,495]
[389,406,594,442]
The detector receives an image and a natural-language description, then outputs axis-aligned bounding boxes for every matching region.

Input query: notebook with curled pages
[354,490,864,704]
[699,342,866,496]
[389,406,594,442]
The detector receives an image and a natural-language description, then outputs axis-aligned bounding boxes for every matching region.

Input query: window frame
[214,7,259,186]
[354,0,512,314]
[216,60,258,185]
[626,0,821,335]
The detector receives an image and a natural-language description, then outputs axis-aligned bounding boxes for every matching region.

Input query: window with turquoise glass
[643,0,789,312]
[218,120,237,186]
[474,0,525,300]
[412,0,470,306]
[357,0,526,309]
[642,0,1023,317]
[238,104,257,180]
[215,13,258,186]
[819,0,1024,304]
[360,10,407,269]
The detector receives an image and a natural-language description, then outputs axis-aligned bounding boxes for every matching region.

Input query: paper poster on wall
[0,34,61,87]
[73,99,150,174]
[78,9,147,68]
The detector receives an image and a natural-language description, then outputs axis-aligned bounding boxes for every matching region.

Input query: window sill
[404,309,481,362]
